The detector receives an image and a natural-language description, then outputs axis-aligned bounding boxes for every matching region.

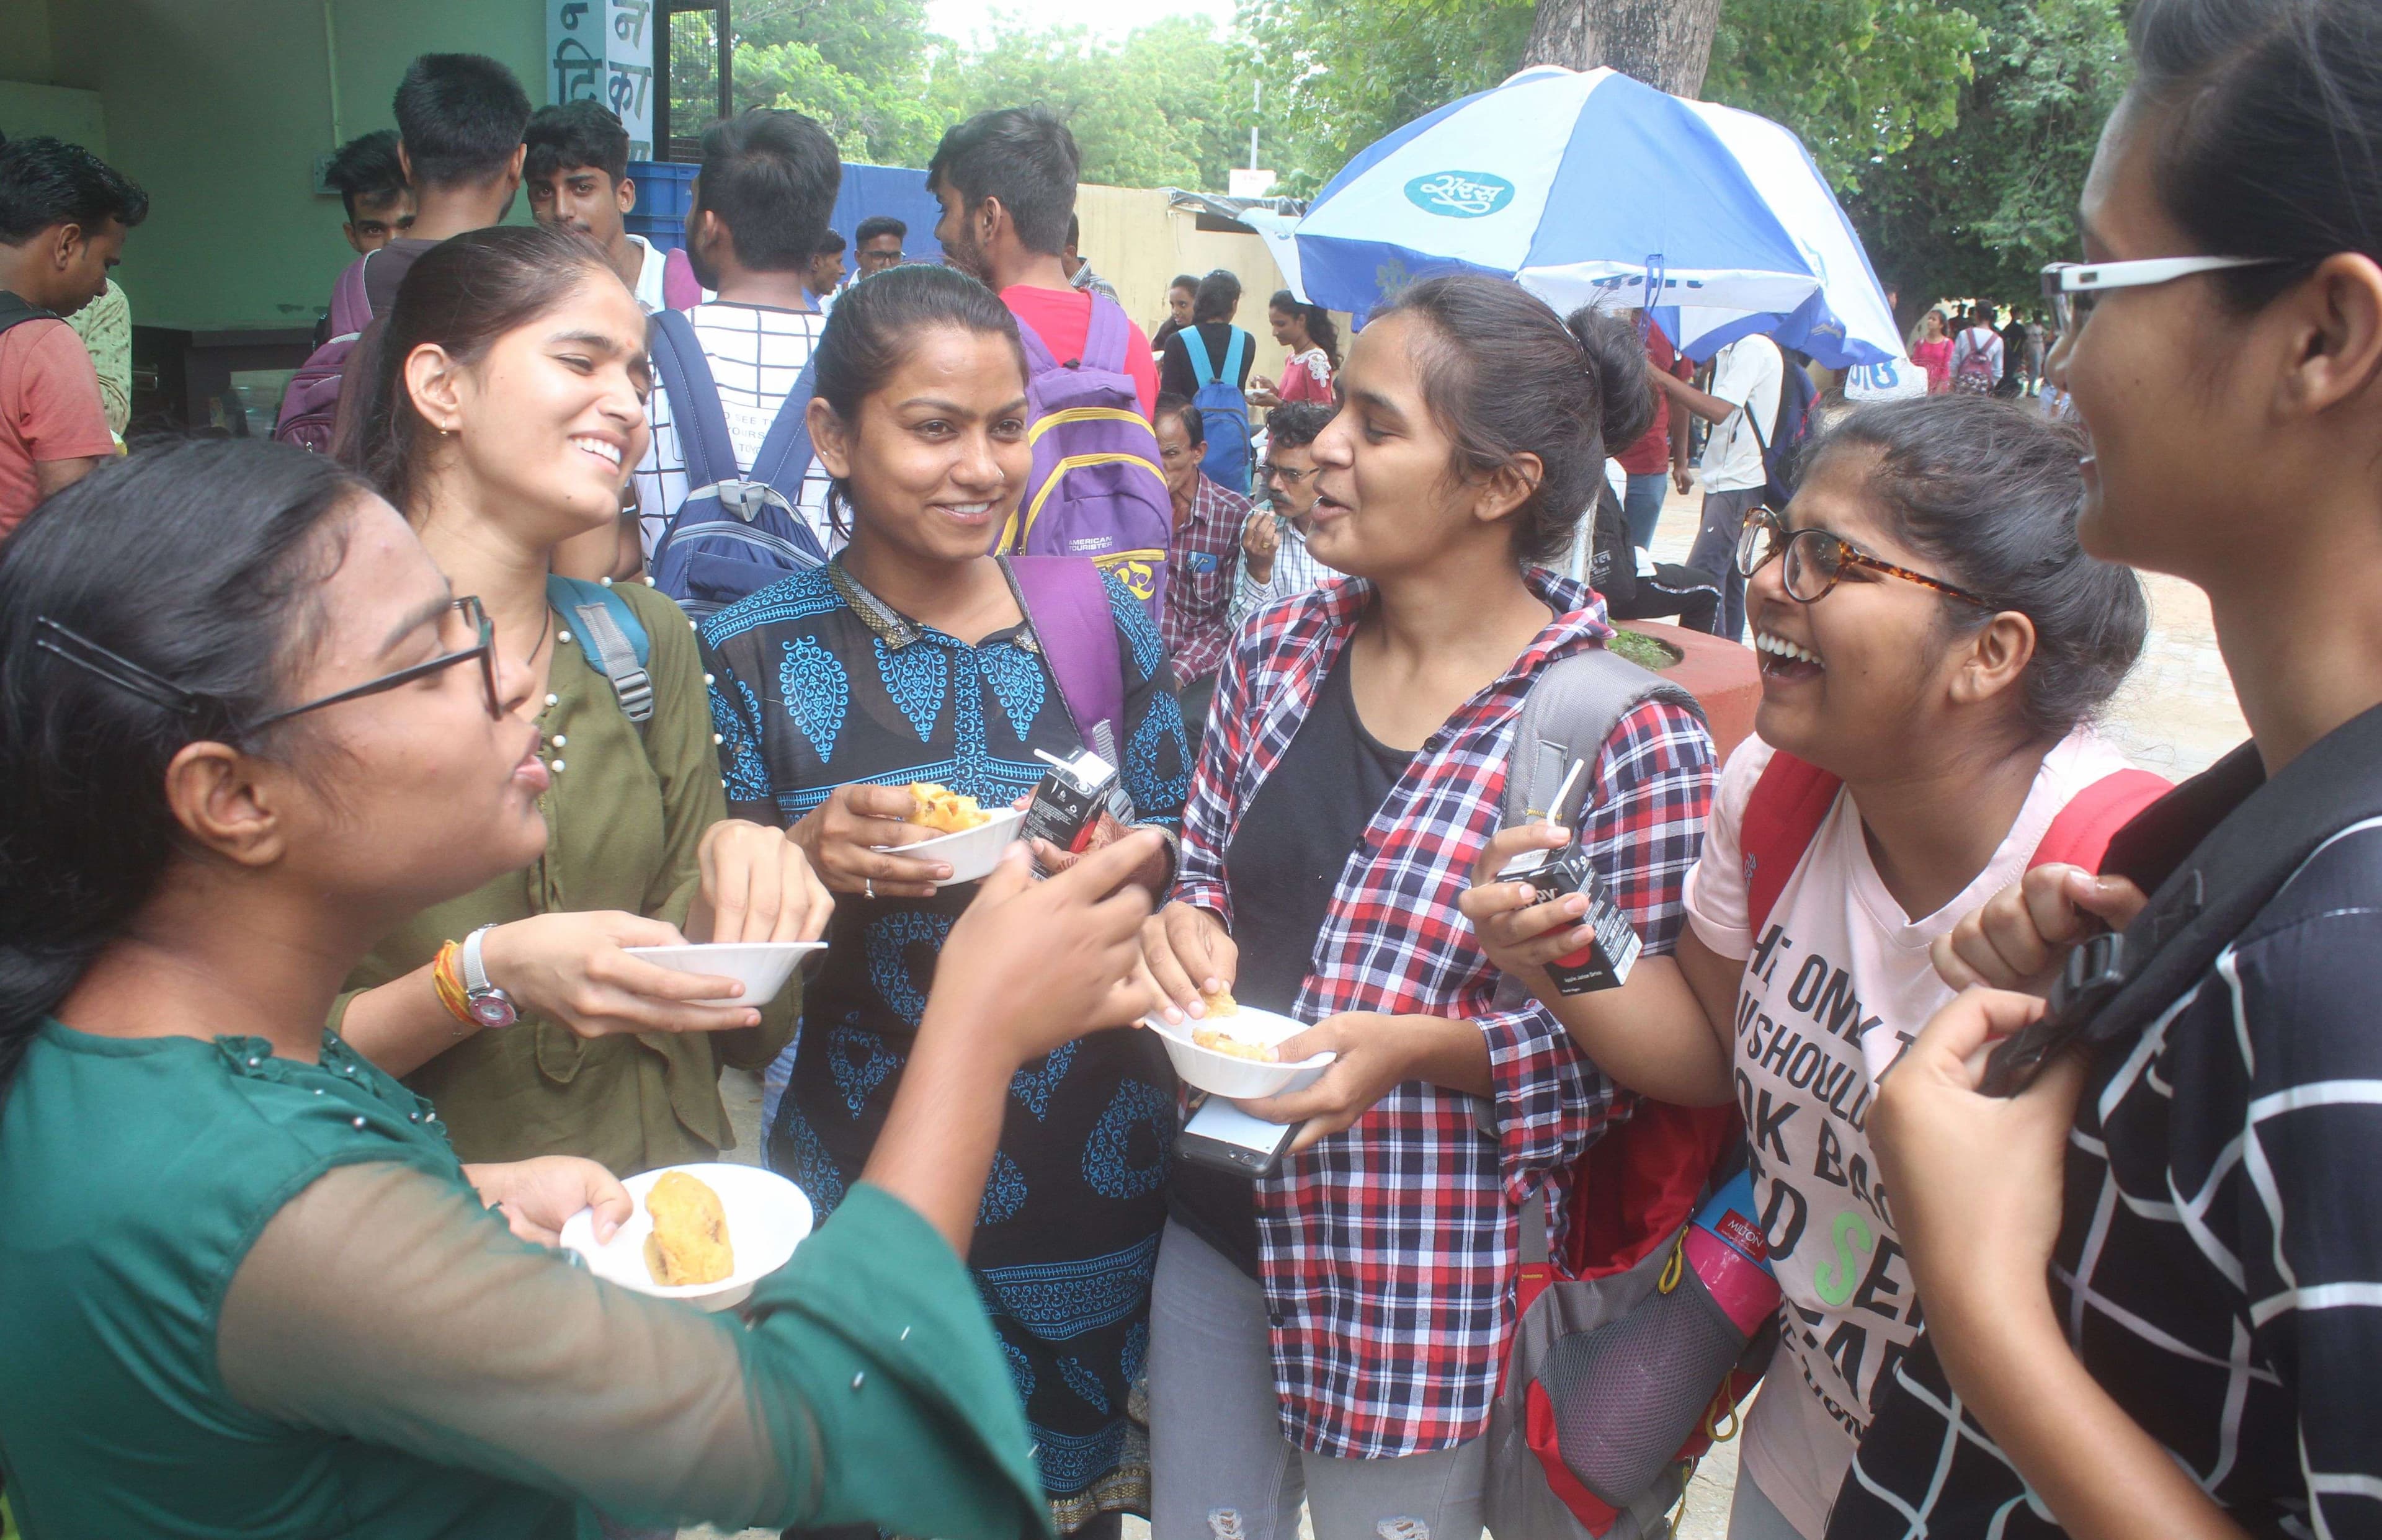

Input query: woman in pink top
[1247,292,1340,408]
[1909,308,1955,393]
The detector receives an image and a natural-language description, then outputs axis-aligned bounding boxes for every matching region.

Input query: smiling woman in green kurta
[0,435,1167,1539]
[330,225,830,1174]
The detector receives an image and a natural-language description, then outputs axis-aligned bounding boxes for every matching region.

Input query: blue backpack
[645,308,829,620]
[545,574,654,727]
[1747,350,1820,511]
[1180,326,1254,494]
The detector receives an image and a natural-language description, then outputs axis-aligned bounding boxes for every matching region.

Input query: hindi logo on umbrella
[1403,171,1515,219]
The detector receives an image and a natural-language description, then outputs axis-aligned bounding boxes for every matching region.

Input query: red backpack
[1487,745,2168,1539]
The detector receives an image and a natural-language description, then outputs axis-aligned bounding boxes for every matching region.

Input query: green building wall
[1,0,545,330]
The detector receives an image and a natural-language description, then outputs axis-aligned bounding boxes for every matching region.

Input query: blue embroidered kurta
[700,558,1191,1528]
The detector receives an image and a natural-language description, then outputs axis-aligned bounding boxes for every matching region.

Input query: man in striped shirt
[1234,402,1337,628]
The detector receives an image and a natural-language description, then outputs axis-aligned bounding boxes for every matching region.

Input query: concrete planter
[1615,621,1760,762]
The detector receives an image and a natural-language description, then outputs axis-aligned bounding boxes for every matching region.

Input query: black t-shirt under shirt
[1166,645,1415,1276]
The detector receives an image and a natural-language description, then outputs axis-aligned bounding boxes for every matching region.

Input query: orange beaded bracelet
[430,940,476,1030]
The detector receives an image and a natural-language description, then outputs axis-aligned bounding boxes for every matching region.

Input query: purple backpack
[274,257,373,453]
[1009,554,1126,761]
[1001,295,1172,620]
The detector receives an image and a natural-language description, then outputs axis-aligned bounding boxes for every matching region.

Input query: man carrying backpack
[283,53,532,455]
[1950,306,2005,396]
[927,107,1171,613]
[633,109,842,616]
[1654,331,1785,642]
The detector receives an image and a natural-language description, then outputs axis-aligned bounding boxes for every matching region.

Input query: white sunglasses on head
[2040,255,2294,332]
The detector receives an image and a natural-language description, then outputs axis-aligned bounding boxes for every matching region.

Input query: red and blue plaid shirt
[1172,567,1715,1458]
[1160,471,1252,687]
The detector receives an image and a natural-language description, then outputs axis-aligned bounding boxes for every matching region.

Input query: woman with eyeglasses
[332,223,831,1179]
[0,437,1167,1538]
[1463,393,2152,1540]
[1828,2,2382,1537]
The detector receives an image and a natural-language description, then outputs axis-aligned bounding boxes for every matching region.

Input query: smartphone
[1177,1095,1300,1178]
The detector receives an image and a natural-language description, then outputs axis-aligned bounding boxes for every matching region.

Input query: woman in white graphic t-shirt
[1463,393,2154,1540]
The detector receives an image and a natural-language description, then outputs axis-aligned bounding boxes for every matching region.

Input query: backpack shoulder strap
[1009,555,1128,763]
[1502,646,1707,832]
[0,290,55,340]
[2030,767,2172,874]
[647,309,734,493]
[1221,327,1248,381]
[745,354,822,505]
[1014,311,1062,373]
[1182,327,1218,388]
[546,575,655,724]
[1740,750,1842,939]
[1081,293,1131,370]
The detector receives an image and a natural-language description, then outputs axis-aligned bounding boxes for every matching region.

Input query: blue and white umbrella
[1293,65,1913,377]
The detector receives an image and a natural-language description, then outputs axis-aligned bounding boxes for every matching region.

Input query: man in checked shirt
[1154,391,1252,745]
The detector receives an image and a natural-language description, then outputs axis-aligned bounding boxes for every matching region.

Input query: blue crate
[625,211,684,254]
[628,160,697,219]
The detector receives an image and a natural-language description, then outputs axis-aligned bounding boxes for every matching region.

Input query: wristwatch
[460,924,519,1030]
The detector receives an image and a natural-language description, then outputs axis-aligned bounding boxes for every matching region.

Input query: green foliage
[1706,0,1983,192]
[1239,0,1533,196]
[1840,0,2130,321]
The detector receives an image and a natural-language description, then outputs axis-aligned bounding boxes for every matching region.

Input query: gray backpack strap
[1504,646,1705,829]
[1492,645,1710,1025]
[566,597,654,723]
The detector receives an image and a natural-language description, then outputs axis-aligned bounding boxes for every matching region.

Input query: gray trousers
[1685,485,1765,642]
[1148,1220,1487,1540]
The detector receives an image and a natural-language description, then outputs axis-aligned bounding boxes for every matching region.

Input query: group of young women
[2,2,2377,1537]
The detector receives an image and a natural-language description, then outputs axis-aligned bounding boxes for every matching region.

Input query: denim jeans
[1685,486,1764,641]
[1147,1221,1487,1540]
[1623,472,1673,552]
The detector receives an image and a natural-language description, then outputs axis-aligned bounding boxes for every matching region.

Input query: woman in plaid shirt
[1137,274,1716,1540]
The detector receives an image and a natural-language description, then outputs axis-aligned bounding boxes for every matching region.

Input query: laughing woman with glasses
[332,223,832,1179]
[1464,393,2153,1540]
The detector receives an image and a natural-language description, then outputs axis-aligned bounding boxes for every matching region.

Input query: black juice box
[1494,840,1643,994]
[1021,747,1128,866]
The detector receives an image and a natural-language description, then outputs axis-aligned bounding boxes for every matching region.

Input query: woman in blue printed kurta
[698,267,1191,1536]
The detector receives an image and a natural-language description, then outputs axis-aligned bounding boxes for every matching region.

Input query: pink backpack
[273,257,374,453]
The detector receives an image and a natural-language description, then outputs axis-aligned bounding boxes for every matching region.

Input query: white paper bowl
[877,806,1026,888]
[622,941,824,1007]
[560,1162,814,1312]
[1141,1004,1336,1099]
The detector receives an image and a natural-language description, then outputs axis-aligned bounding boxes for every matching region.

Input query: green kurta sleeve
[218,1168,1050,1539]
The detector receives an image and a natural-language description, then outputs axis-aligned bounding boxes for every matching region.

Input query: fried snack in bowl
[643,1170,734,1286]
[1193,1024,1279,1062]
[907,781,991,834]
[1199,986,1240,1017]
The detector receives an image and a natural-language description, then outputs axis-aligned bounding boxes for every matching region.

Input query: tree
[1525,0,1723,97]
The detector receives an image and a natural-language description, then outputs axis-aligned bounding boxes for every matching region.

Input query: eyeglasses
[248,596,500,731]
[1736,508,1995,608]
[33,598,501,736]
[2040,255,2293,336]
[1260,462,1313,486]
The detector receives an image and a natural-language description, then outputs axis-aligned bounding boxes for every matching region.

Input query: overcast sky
[926,0,1240,48]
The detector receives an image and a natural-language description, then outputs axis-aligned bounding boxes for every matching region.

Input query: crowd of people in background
[3,1,2381,1538]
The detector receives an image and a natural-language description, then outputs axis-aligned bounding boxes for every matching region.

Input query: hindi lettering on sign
[553,36,601,104]
[559,0,589,27]
[607,61,653,118]
[611,0,651,46]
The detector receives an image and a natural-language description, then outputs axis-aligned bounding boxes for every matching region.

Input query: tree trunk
[1525,0,1725,99]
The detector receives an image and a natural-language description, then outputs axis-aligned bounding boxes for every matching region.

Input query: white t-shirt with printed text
[1682,728,2138,1538]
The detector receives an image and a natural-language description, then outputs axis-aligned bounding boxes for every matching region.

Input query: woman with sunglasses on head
[331,224,829,1179]
[700,264,1190,1539]
[1464,393,2152,1540]
[0,438,1167,1538]
[1829,2,2382,1537]
[1138,274,1713,1540]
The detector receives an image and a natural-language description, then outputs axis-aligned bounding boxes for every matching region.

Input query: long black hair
[1269,288,1342,373]
[1369,274,1654,568]
[2131,0,2382,309]
[0,441,365,1090]
[1811,394,2148,742]
[808,262,1027,538]
[353,222,617,511]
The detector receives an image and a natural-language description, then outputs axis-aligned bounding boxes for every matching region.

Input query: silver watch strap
[462,925,499,994]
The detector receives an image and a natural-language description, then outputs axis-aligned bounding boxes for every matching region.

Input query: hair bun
[1565,305,1657,458]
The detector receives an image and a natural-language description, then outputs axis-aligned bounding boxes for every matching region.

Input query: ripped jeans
[1146,1221,1487,1540]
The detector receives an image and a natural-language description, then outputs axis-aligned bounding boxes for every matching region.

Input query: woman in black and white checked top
[1831,2,2382,1538]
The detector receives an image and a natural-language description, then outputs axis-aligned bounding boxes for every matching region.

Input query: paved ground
[687,485,2244,1540]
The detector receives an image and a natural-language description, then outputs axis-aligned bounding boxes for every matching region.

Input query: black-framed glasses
[1736,508,1996,608]
[246,596,499,731]
[1260,462,1314,486]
